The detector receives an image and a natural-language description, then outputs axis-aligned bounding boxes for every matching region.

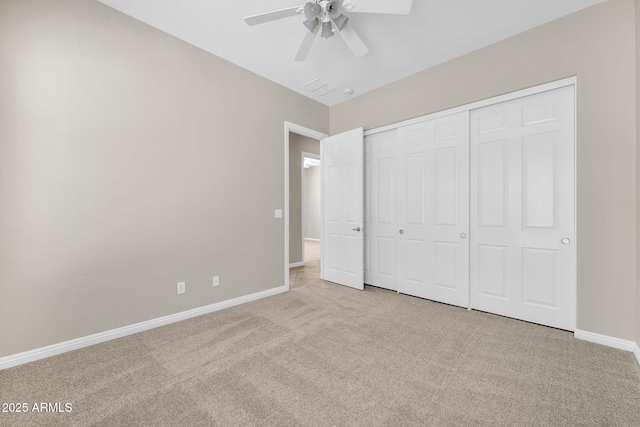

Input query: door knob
[561,238,570,245]
[460,233,467,239]
[399,229,404,235]
[352,227,361,232]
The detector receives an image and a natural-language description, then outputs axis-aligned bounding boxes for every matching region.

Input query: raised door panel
[434,242,457,290]
[434,148,458,226]
[405,239,426,284]
[522,248,558,308]
[376,158,394,225]
[478,141,508,229]
[522,135,556,229]
[477,244,508,299]
[405,153,426,226]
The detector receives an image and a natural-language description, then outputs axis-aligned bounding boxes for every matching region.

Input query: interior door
[364,130,398,291]
[469,85,575,330]
[322,128,364,290]
[396,112,470,308]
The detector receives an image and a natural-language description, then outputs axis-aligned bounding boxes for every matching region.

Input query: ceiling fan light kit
[245,0,412,61]
[304,18,319,32]
[321,21,334,39]
[303,1,347,39]
[332,14,349,31]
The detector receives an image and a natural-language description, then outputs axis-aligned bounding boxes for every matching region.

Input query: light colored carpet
[1,273,639,426]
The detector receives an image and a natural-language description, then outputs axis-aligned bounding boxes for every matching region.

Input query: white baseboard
[0,285,287,371]
[289,262,304,268]
[574,329,640,366]
[304,238,321,242]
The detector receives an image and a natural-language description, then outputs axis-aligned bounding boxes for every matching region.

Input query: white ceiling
[96,0,604,106]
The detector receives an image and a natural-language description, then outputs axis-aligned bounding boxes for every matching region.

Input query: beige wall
[636,0,640,348]
[304,166,321,240]
[0,0,328,357]
[289,134,320,264]
[332,0,637,341]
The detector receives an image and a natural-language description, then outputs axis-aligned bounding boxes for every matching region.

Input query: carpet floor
[1,255,639,426]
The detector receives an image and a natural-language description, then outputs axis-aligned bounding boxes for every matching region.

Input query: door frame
[363,76,577,330]
[284,122,328,291]
[300,151,321,266]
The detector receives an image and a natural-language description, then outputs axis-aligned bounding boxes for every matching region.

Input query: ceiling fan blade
[336,24,369,58]
[245,6,302,26]
[295,27,319,62]
[349,0,412,15]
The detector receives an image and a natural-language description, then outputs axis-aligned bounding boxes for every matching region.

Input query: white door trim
[364,77,577,137]
[284,122,328,291]
[301,151,321,266]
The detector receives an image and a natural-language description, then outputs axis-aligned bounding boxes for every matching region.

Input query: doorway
[284,122,327,291]
[301,152,321,265]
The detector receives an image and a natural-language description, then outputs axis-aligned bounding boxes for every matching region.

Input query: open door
[321,128,364,290]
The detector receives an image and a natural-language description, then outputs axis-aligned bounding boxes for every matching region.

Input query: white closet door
[470,86,575,330]
[322,128,365,290]
[396,112,470,308]
[364,130,397,290]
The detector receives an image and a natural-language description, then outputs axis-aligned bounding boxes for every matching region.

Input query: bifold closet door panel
[469,85,575,331]
[364,130,398,290]
[396,112,470,308]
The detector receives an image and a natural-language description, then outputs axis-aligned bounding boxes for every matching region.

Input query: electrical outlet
[177,281,186,295]
[213,276,220,287]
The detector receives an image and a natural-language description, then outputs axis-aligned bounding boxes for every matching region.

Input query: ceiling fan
[244,0,412,61]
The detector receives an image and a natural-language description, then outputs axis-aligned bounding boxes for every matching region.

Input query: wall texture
[0,0,329,357]
[289,134,320,264]
[636,0,640,349]
[304,166,321,240]
[332,0,637,341]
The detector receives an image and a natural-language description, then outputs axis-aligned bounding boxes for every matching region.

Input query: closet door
[396,112,470,308]
[364,130,398,290]
[469,86,575,330]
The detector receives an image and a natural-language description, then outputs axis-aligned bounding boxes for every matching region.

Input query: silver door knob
[352,227,361,232]
[561,238,570,245]
[399,229,404,235]
[460,233,467,239]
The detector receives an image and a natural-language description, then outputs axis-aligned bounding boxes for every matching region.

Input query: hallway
[290,240,320,288]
